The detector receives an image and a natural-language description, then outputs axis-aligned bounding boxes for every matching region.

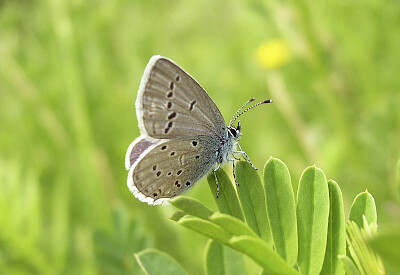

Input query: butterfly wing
[125,136,163,170]
[127,136,220,205]
[136,56,227,139]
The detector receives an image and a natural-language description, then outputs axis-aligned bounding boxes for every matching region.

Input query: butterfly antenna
[229,98,255,126]
[229,99,273,126]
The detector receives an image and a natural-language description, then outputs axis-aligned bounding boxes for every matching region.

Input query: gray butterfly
[125,55,272,205]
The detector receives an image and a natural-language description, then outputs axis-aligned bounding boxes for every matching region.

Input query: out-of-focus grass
[0,0,399,273]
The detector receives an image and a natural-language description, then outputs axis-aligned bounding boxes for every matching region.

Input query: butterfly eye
[228,127,237,137]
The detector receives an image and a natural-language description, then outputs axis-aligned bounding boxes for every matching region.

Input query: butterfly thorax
[218,125,241,164]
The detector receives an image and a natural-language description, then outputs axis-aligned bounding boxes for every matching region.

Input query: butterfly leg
[213,163,221,198]
[232,142,241,161]
[237,143,257,170]
[228,158,239,186]
[234,143,257,170]
[232,155,241,161]
[232,150,251,163]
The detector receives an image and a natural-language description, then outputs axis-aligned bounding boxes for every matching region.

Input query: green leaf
[235,161,272,245]
[170,196,214,220]
[321,180,345,275]
[349,190,377,228]
[263,157,298,265]
[368,226,400,273]
[296,166,330,275]
[209,212,257,237]
[177,216,231,243]
[175,214,297,274]
[346,220,384,274]
[205,240,225,275]
[220,246,245,275]
[338,255,360,275]
[168,211,187,222]
[228,235,300,275]
[207,169,244,221]
[206,240,226,275]
[134,248,188,275]
[205,240,245,275]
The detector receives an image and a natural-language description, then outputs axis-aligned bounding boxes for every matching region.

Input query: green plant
[134,158,398,275]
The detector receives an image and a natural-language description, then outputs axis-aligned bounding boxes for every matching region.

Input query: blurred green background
[1,0,399,274]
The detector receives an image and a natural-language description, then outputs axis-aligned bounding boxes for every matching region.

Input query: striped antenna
[228,98,255,126]
[229,99,273,126]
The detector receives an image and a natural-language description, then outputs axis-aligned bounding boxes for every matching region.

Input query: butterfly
[125,55,272,205]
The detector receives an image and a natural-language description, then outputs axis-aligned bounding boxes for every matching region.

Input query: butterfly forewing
[128,136,219,205]
[136,56,226,139]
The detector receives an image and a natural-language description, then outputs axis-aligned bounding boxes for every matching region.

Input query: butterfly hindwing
[127,136,220,205]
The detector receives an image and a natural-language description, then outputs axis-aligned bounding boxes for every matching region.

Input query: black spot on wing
[189,100,196,111]
[168,112,177,120]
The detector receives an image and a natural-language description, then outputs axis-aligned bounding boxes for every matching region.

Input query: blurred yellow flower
[255,39,291,69]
